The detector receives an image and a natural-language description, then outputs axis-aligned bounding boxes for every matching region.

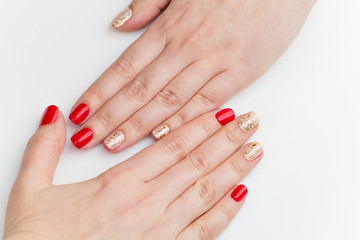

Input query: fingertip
[231,184,248,202]
[151,124,170,140]
[39,105,58,126]
[111,7,134,31]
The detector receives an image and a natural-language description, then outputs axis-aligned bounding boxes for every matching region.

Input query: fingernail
[216,108,235,125]
[112,7,133,28]
[238,112,259,132]
[69,103,89,125]
[231,184,248,202]
[243,142,263,161]
[71,128,93,149]
[40,105,58,126]
[104,131,125,151]
[152,124,170,140]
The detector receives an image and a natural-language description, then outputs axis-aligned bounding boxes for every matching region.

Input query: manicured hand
[4,106,263,240]
[69,0,316,151]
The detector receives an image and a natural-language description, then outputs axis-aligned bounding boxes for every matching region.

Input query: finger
[167,142,263,230]
[69,27,166,125]
[176,185,247,240]
[151,112,259,203]
[107,109,235,182]
[71,46,193,149]
[103,59,221,152]
[153,71,251,139]
[111,0,171,31]
[19,105,66,186]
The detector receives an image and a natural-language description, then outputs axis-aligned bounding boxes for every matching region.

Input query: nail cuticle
[238,112,259,132]
[104,131,125,151]
[71,128,93,149]
[152,125,170,140]
[69,103,89,125]
[243,142,263,161]
[112,7,133,28]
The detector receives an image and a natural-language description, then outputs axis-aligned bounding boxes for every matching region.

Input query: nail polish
[40,105,58,126]
[152,125,170,140]
[112,7,133,28]
[71,128,93,149]
[243,142,263,161]
[104,131,125,151]
[216,108,235,125]
[69,103,89,125]
[238,112,259,132]
[231,184,248,202]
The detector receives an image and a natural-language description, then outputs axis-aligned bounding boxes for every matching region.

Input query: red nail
[69,103,89,125]
[216,108,235,125]
[71,128,93,149]
[231,184,248,202]
[40,105,58,126]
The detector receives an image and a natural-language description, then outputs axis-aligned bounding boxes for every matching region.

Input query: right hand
[4,106,263,240]
[68,0,316,152]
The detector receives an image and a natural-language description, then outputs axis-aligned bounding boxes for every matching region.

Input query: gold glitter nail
[238,112,259,132]
[112,7,133,28]
[243,142,263,161]
[152,125,170,140]
[104,131,125,150]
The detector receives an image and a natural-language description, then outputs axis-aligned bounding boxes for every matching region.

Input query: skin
[70,0,316,151]
[4,108,262,240]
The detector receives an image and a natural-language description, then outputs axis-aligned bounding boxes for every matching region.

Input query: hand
[4,106,263,240]
[68,0,316,151]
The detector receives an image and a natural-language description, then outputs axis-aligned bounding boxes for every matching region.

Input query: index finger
[69,27,166,125]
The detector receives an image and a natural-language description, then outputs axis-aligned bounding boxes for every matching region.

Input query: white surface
[0,0,359,239]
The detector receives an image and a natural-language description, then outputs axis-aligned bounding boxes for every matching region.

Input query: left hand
[4,106,262,240]
[69,0,316,151]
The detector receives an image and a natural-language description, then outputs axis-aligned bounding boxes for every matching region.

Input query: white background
[0,0,359,239]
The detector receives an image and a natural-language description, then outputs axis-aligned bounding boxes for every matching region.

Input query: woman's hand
[68,0,316,151]
[4,106,263,240]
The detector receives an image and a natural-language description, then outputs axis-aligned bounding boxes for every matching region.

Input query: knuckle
[155,88,182,109]
[224,124,244,144]
[173,113,186,127]
[87,85,106,103]
[194,221,213,240]
[193,91,218,110]
[126,118,143,133]
[26,132,44,151]
[196,178,216,204]
[93,112,112,130]
[230,157,245,176]
[111,56,134,78]
[98,168,129,190]
[186,152,209,175]
[162,136,187,158]
[219,204,235,223]
[98,171,116,188]
[199,118,214,136]
[123,79,148,102]
[180,30,204,49]
[26,130,60,155]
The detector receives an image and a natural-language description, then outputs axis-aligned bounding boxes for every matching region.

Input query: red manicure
[40,105,58,126]
[216,108,235,125]
[71,128,93,149]
[69,103,89,125]
[231,184,248,202]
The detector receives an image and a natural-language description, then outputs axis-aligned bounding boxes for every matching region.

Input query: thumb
[111,0,171,31]
[18,105,66,186]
